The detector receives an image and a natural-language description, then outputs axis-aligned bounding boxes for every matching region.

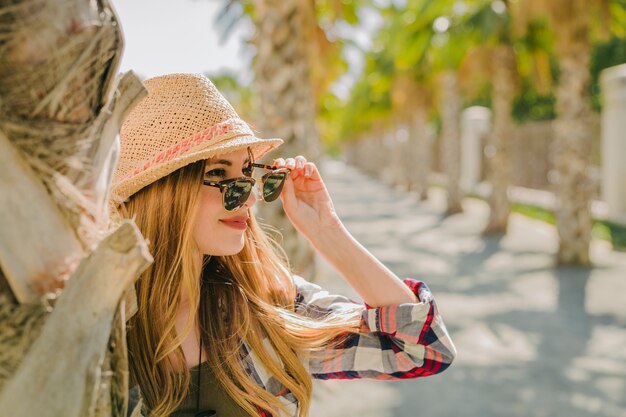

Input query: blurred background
[116,1,626,416]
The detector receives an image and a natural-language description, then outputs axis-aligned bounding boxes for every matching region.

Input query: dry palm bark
[0,223,151,417]
[391,76,433,198]
[391,76,412,191]
[485,44,516,233]
[253,0,320,277]
[548,1,596,265]
[408,88,433,201]
[510,0,602,264]
[391,118,409,189]
[0,0,150,416]
[439,70,463,214]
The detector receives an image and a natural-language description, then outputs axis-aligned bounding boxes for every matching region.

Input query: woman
[112,73,456,417]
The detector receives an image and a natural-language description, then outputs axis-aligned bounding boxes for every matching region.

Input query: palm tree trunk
[391,118,408,189]
[0,1,148,416]
[486,45,516,233]
[440,71,463,214]
[552,47,593,265]
[549,2,594,266]
[253,0,319,277]
[408,100,431,200]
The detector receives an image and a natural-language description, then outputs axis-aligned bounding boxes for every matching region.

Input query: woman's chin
[200,241,245,257]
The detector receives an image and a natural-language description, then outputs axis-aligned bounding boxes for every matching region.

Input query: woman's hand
[272,156,343,240]
[273,157,418,307]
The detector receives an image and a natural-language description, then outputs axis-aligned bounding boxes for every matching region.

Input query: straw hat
[111,73,283,203]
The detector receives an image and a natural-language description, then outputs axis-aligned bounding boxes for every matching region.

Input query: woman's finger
[294,155,306,170]
[303,162,316,178]
[284,157,296,169]
[281,172,296,202]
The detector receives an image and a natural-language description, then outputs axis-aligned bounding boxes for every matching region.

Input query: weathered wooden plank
[0,129,84,304]
[73,71,147,219]
[0,220,152,417]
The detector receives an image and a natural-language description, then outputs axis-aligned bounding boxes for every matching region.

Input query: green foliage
[594,220,626,249]
[328,0,472,143]
[462,0,511,45]
[512,35,626,121]
[215,0,254,43]
[507,203,626,250]
[317,89,346,153]
[316,0,362,25]
[217,1,626,148]
[463,85,491,109]
[591,36,626,111]
[334,52,394,140]
[205,70,254,119]
[512,80,556,122]
[511,202,556,224]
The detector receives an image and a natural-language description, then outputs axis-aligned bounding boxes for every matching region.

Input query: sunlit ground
[311,158,626,417]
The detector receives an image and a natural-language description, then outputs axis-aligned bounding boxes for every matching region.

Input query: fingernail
[305,165,312,176]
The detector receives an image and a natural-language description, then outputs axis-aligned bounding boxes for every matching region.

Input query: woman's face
[193,148,257,256]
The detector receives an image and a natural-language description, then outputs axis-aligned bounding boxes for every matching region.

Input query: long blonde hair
[120,158,361,417]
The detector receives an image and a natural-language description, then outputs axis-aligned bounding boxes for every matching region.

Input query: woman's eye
[206,169,226,178]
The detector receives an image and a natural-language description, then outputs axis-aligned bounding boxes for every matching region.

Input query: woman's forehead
[206,148,251,166]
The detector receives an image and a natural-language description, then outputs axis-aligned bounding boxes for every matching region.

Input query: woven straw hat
[111,73,283,203]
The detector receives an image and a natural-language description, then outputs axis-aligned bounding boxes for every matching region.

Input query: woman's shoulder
[127,385,144,417]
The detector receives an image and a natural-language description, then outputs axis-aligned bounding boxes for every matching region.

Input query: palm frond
[214,0,249,44]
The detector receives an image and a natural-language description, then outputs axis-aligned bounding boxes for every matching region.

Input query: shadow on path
[311,160,626,417]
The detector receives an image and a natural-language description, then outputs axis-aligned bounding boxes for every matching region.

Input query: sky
[114,1,381,99]
[114,0,252,81]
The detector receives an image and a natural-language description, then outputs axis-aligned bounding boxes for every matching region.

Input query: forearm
[307,220,417,307]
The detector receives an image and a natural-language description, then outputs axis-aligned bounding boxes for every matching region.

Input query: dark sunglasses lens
[224,180,253,211]
[262,172,286,202]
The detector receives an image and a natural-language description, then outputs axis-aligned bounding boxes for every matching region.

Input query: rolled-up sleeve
[293,275,456,380]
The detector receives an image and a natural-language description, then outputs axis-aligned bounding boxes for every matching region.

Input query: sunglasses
[202,153,291,211]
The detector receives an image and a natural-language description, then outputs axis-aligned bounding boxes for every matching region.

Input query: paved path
[308,159,626,417]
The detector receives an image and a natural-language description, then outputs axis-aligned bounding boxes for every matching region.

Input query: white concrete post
[600,64,626,223]
[460,106,491,193]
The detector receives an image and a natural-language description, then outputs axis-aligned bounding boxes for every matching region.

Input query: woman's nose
[245,185,258,208]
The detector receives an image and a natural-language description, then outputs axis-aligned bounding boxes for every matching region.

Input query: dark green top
[169,361,250,417]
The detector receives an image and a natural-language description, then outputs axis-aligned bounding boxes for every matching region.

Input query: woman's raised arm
[276,156,418,307]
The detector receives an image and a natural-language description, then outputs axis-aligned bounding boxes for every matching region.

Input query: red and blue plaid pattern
[248,275,456,416]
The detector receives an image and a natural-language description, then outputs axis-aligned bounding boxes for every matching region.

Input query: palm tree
[384,3,438,200]
[408,86,434,199]
[0,1,149,415]
[386,0,476,214]
[486,43,516,231]
[430,10,472,214]
[253,0,320,276]
[333,49,394,175]
[515,0,623,264]
[461,0,520,233]
[548,1,597,265]
[378,0,469,209]
[217,0,359,277]
[392,74,433,200]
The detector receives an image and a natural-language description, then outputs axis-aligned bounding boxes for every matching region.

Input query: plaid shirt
[245,275,457,417]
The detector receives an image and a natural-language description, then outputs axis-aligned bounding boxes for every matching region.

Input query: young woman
[112,73,456,417]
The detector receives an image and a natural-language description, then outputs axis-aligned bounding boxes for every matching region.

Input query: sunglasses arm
[252,162,279,170]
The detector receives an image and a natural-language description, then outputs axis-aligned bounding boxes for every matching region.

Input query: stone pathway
[308,159,626,417]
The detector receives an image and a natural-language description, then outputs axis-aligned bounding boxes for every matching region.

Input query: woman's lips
[219,218,247,230]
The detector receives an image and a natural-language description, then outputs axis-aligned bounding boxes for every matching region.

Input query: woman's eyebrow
[206,158,251,167]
